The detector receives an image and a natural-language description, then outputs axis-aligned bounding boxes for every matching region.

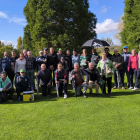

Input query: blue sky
[0,0,124,47]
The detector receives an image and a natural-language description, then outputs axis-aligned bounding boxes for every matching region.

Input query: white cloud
[9,17,26,26]
[101,5,111,13]
[95,19,118,34]
[0,11,8,18]
[1,40,17,46]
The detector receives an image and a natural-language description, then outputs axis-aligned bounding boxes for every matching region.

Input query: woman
[127,49,139,89]
[79,49,90,69]
[14,53,26,80]
[97,53,115,95]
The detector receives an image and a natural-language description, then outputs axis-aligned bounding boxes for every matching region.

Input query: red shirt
[130,55,137,69]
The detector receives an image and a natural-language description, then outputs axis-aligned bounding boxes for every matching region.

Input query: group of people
[0,45,140,103]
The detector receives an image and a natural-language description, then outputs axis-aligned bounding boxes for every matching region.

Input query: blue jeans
[129,68,137,87]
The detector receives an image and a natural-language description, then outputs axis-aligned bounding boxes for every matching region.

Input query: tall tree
[120,0,140,50]
[23,0,97,56]
[101,37,114,46]
[17,36,23,50]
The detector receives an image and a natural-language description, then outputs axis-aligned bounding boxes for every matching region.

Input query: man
[26,51,36,89]
[55,63,68,98]
[57,48,65,62]
[16,69,34,101]
[71,49,80,69]
[60,57,69,71]
[111,49,125,90]
[23,49,28,58]
[0,71,14,103]
[0,52,14,85]
[70,62,88,98]
[65,50,72,72]
[36,51,47,71]
[121,46,131,88]
[132,45,140,90]
[11,51,18,63]
[104,48,112,60]
[47,47,58,87]
[43,48,48,58]
[85,62,100,95]
[90,48,100,68]
[35,64,52,97]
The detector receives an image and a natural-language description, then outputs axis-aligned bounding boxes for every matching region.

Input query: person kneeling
[55,63,68,99]
[35,64,52,97]
[0,71,14,103]
[70,63,89,98]
[85,62,100,95]
[16,69,34,101]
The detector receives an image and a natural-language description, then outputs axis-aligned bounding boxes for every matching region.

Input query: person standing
[104,48,112,60]
[90,48,100,68]
[57,48,65,63]
[79,49,90,69]
[60,57,69,71]
[35,64,52,97]
[26,51,36,89]
[85,62,100,95]
[47,47,58,87]
[71,49,80,69]
[112,49,125,90]
[70,63,88,98]
[97,53,115,95]
[43,48,48,58]
[127,49,139,89]
[23,49,28,58]
[0,52,14,85]
[65,50,72,72]
[121,46,131,88]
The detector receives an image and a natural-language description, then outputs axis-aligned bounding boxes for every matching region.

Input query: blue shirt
[36,56,46,66]
[72,55,80,68]
[0,57,14,70]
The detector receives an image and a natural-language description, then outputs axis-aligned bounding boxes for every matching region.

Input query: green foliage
[120,0,140,51]
[23,0,97,56]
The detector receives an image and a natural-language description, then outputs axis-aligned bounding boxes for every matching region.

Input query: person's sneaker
[129,87,133,89]
[132,87,139,91]
[83,95,87,98]
[47,94,50,98]
[64,94,67,99]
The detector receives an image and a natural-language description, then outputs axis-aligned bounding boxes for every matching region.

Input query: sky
[0,0,125,47]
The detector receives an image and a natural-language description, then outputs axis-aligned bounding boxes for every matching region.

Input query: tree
[23,0,97,56]
[120,0,140,51]
[114,16,124,42]
[0,41,4,47]
[101,37,114,46]
[17,36,23,50]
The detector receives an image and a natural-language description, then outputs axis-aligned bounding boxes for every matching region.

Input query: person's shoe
[83,95,87,98]
[8,99,13,102]
[18,96,21,101]
[112,86,117,89]
[64,94,67,99]
[129,87,133,89]
[132,87,139,91]
[47,94,50,98]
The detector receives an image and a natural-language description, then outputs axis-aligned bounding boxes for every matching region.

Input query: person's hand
[63,79,67,83]
[83,82,86,85]
[35,73,38,76]
[43,60,46,63]
[18,77,21,82]
[95,82,98,86]
[115,65,118,69]
[2,89,6,91]
[84,60,87,63]
[47,83,51,86]
[72,75,75,79]
[55,81,59,84]
[94,57,97,60]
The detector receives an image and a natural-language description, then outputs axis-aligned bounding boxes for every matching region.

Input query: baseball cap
[59,48,62,51]
[20,69,25,73]
[123,46,128,49]
[39,50,43,53]
[44,48,48,51]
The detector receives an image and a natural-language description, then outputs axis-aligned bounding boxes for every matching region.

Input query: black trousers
[5,69,14,86]
[102,76,112,94]
[41,85,52,96]
[57,82,67,95]
[16,86,31,97]
[0,87,14,103]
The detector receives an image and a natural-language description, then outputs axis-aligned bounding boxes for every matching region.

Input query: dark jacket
[90,53,100,67]
[47,53,58,70]
[62,61,69,71]
[54,69,67,81]
[65,54,72,71]
[121,52,131,69]
[84,68,100,83]
[111,53,124,70]
[16,75,33,90]
[37,69,52,86]
[57,53,65,63]
[106,53,112,60]
[36,56,47,66]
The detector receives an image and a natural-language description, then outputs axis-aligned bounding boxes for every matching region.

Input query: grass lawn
[0,78,140,140]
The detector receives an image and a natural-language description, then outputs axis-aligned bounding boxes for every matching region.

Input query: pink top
[127,54,139,71]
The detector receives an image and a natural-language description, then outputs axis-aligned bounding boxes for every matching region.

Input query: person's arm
[14,60,18,73]
[69,70,74,81]
[36,57,43,65]
[16,76,21,86]
[81,69,89,82]
[127,56,131,71]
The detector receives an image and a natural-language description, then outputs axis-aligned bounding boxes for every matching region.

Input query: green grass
[0,78,140,140]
